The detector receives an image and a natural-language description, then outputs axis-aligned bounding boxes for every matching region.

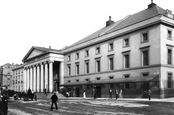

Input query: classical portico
[22,46,64,93]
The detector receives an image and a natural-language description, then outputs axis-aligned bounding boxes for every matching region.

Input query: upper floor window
[85,60,89,74]
[167,47,172,65]
[76,52,79,60]
[67,64,71,76]
[108,55,114,70]
[167,29,172,40]
[142,50,149,66]
[141,32,149,43]
[108,42,114,51]
[67,55,71,62]
[85,50,89,57]
[123,38,129,47]
[123,52,130,68]
[75,63,79,75]
[96,46,100,54]
[95,58,101,72]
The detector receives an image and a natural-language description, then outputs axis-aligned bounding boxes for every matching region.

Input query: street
[7,97,174,115]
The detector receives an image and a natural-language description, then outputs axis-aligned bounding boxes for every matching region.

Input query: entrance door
[96,86,101,98]
[142,82,149,98]
[76,87,80,97]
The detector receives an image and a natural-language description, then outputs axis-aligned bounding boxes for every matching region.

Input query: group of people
[109,89,122,99]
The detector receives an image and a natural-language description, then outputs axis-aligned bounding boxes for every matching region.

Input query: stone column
[60,61,64,88]
[40,63,44,92]
[33,65,36,92]
[23,68,27,92]
[44,62,48,92]
[49,61,54,92]
[37,64,40,92]
[30,66,33,91]
[27,67,30,91]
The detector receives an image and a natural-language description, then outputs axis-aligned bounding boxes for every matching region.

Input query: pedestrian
[148,89,152,100]
[66,91,69,98]
[1,92,8,115]
[119,89,123,98]
[50,92,58,111]
[83,91,86,99]
[109,89,112,99]
[115,89,119,100]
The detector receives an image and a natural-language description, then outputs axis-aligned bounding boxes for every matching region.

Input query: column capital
[48,60,54,63]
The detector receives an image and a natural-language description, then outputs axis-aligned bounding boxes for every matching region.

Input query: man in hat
[50,92,58,111]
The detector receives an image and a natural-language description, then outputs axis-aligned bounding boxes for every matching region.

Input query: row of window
[67,47,150,76]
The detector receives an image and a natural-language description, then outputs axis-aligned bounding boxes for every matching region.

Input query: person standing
[148,89,152,100]
[83,91,86,99]
[115,89,119,100]
[109,89,112,99]
[1,92,8,115]
[50,92,58,111]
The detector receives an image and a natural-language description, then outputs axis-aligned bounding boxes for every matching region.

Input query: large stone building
[22,46,64,93]
[1,63,18,90]
[62,2,174,98]
[12,64,24,92]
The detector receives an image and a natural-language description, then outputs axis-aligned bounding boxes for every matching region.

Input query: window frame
[67,64,71,76]
[96,46,100,55]
[123,52,130,69]
[167,72,173,88]
[123,37,130,47]
[95,58,101,72]
[85,60,89,74]
[140,47,149,66]
[75,62,80,75]
[167,29,172,40]
[108,42,114,51]
[167,46,173,65]
[141,32,149,43]
[108,55,114,71]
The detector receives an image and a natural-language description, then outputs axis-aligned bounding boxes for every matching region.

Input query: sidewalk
[59,96,174,102]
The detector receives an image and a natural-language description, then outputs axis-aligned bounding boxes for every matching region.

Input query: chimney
[148,0,156,8]
[106,16,114,27]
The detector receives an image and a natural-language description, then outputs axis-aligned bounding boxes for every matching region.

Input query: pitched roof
[65,4,167,50]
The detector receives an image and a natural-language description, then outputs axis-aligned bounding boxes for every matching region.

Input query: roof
[22,46,62,62]
[61,75,159,86]
[64,3,168,50]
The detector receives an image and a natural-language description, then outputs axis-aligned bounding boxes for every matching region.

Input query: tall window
[168,72,173,88]
[96,46,100,54]
[123,53,130,68]
[67,64,71,76]
[142,50,149,66]
[168,48,172,65]
[167,29,172,40]
[95,58,101,72]
[108,42,114,51]
[141,32,149,42]
[123,38,129,47]
[85,61,89,74]
[75,63,79,75]
[108,56,114,70]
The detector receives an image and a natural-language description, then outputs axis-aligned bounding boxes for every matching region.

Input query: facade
[0,66,3,86]
[12,64,24,92]
[22,46,64,93]
[1,63,18,90]
[62,2,174,98]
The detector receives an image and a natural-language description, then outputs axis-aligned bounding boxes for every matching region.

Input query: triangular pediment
[27,49,45,60]
[22,46,49,62]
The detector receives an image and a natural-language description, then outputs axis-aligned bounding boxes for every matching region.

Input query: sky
[0,0,174,66]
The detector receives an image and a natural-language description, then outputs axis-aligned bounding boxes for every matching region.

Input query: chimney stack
[106,16,114,27]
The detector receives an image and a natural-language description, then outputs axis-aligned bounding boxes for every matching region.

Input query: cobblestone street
[8,97,174,115]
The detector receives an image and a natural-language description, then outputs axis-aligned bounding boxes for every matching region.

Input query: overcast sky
[0,0,174,65]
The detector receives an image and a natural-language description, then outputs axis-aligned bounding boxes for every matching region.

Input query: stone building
[62,2,174,98]
[22,46,64,93]
[12,64,24,92]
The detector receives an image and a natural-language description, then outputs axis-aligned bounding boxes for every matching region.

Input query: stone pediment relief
[26,49,45,60]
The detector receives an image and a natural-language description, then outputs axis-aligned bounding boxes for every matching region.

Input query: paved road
[8,97,174,115]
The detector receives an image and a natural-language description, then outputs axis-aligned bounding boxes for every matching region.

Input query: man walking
[50,92,58,111]
[109,89,112,99]
[148,89,152,100]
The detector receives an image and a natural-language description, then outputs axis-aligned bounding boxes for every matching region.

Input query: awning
[61,75,159,86]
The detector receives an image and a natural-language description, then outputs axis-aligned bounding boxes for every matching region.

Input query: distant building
[1,63,18,90]
[0,66,3,86]
[62,2,174,98]
[11,64,24,92]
